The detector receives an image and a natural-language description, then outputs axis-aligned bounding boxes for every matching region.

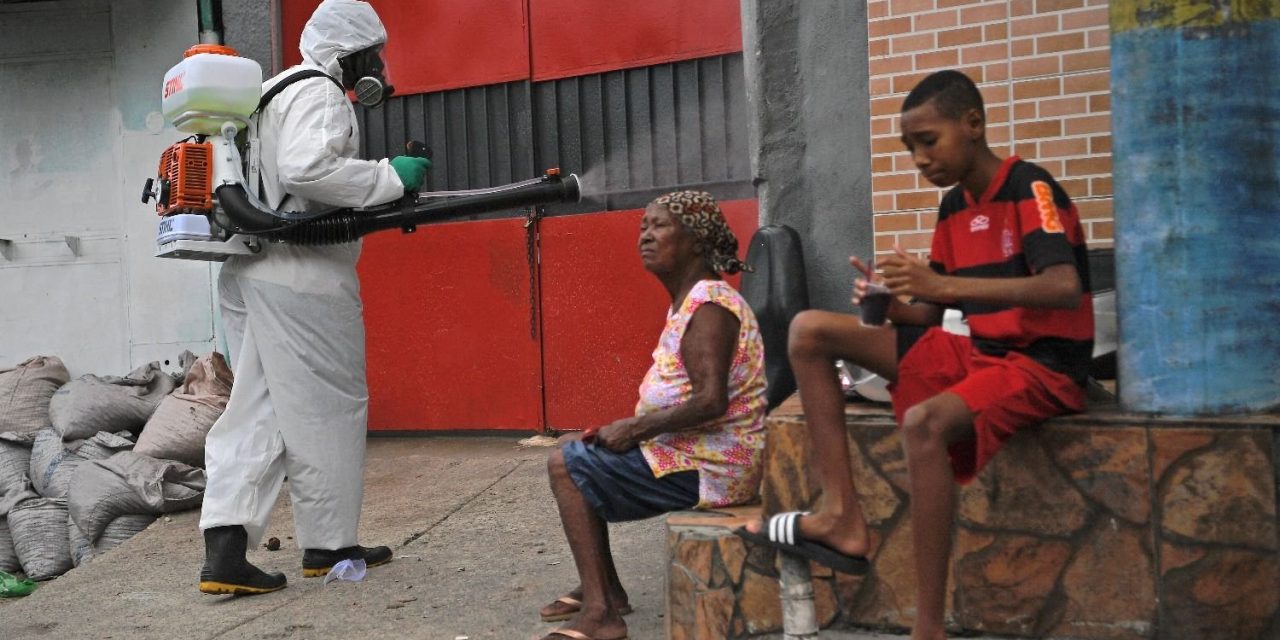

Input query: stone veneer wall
[667,402,1279,639]
[666,507,855,638]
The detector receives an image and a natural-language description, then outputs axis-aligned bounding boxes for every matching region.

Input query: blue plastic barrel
[1112,1,1280,414]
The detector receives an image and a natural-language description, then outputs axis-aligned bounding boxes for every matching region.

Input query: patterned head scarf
[652,190,752,275]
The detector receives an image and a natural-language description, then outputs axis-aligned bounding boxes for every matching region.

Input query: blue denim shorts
[561,440,699,523]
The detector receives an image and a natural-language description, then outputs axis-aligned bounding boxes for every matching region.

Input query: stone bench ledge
[760,394,1280,639]
[663,396,1278,639]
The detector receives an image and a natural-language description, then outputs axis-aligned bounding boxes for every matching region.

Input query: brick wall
[868,0,1114,259]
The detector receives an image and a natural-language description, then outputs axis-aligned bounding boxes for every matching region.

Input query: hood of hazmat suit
[301,0,387,81]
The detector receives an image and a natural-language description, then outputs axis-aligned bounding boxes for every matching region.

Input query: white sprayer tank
[162,44,262,134]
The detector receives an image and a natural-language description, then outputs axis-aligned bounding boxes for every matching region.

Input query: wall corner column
[739,0,873,312]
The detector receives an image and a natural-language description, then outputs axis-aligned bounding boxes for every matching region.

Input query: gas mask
[339,45,394,108]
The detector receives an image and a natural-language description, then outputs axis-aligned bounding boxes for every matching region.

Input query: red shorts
[890,327,1085,484]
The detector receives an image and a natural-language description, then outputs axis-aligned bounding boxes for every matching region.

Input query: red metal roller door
[282,1,743,90]
[357,218,543,431]
[529,0,743,81]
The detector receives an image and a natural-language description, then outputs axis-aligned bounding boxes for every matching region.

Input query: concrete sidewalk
[1,437,921,639]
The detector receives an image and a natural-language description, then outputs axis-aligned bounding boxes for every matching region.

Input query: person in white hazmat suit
[198,0,430,596]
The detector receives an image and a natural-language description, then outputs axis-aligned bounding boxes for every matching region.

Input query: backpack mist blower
[141,45,580,261]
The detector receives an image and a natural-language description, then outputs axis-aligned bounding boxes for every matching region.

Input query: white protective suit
[200,0,404,550]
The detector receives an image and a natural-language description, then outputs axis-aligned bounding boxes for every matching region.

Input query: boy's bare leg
[747,310,899,556]
[900,392,974,640]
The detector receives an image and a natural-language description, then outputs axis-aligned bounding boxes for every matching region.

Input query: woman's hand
[880,246,952,303]
[595,416,643,452]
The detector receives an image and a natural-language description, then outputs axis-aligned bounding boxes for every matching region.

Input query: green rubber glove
[390,156,431,192]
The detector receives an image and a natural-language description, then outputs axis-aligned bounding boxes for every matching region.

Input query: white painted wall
[0,0,221,379]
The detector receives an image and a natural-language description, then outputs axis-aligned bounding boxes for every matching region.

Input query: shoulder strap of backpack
[248,69,343,203]
[256,69,344,114]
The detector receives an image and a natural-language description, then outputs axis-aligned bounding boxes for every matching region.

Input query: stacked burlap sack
[0,356,66,577]
[0,353,232,581]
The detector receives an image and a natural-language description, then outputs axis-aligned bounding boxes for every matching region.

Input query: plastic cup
[323,558,368,585]
[859,282,892,327]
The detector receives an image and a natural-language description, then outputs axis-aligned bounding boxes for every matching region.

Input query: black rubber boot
[302,545,393,577]
[199,526,288,595]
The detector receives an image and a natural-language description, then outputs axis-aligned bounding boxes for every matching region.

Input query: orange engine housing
[155,141,213,216]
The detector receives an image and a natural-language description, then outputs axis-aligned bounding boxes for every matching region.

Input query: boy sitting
[741,69,1093,639]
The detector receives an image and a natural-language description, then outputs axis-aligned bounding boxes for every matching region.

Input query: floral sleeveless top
[638,279,768,508]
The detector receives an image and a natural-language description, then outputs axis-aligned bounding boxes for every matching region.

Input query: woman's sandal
[540,595,634,623]
[541,628,628,640]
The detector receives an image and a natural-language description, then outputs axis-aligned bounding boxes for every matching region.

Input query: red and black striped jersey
[928,156,1094,384]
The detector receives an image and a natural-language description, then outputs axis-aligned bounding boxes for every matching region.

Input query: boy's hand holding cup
[851,255,891,327]
[859,280,892,326]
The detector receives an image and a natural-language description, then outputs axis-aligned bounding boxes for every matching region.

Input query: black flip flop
[734,511,870,575]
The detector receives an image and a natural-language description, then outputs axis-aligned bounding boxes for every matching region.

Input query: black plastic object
[1088,247,1114,292]
[405,140,432,160]
[739,225,809,412]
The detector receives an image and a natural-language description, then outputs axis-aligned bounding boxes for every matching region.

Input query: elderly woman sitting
[540,191,767,640]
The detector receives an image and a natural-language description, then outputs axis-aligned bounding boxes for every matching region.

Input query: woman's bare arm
[595,303,740,452]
